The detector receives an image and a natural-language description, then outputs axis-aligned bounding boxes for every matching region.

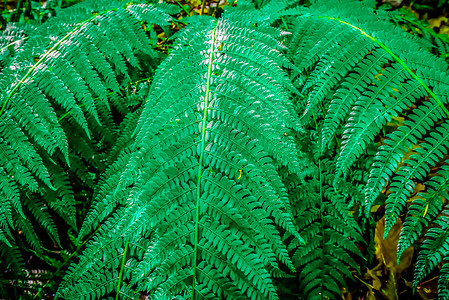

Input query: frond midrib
[191,19,218,299]
[323,15,449,119]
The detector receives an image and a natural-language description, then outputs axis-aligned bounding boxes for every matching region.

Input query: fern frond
[0,23,35,69]
[0,0,174,284]
[335,64,425,184]
[365,99,446,212]
[0,243,25,277]
[320,48,389,151]
[280,1,449,295]
[23,195,61,247]
[224,0,297,28]
[385,122,449,237]
[414,209,449,288]
[438,262,449,298]
[4,0,449,298]
[58,15,303,299]
[286,0,449,199]
[286,1,449,288]
[77,149,134,241]
[286,159,363,300]
[397,163,449,260]
[13,212,43,254]
[0,193,14,246]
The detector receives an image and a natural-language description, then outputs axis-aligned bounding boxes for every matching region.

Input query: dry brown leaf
[382,0,403,7]
[366,291,377,300]
[428,17,448,28]
[375,217,414,277]
[365,265,382,290]
[408,183,426,203]
[440,25,449,35]
[383,270,398,300]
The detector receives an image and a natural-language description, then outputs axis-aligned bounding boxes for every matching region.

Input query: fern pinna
[0,0,174,293]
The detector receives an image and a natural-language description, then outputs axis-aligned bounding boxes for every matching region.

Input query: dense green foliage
[2,0,449,299]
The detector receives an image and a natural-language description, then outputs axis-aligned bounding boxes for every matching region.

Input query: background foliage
[2,0,449,299]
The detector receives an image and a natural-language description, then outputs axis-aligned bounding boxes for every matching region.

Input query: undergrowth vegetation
[2,0,449,299]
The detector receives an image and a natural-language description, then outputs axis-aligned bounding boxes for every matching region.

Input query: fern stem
[280,16,289,30]
[115,241,129,300]
[312,113,318,128]
[200,0,206,15]
[326,17,449,119]
[318,159,326,293]
[173,0,190,15]
[354,274,374,289]
[191,20,218,299]
[0,37,28,53]
[11,0,22,22]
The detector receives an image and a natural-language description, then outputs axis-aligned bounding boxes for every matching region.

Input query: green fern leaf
[284,0,449,296]
[58,14,303,299]
[414,211,449,288]
[286,159,363,300]
[365,99,446,213]
[398,164,449,261]
[0,0,174,285]
[385,122,449,238]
